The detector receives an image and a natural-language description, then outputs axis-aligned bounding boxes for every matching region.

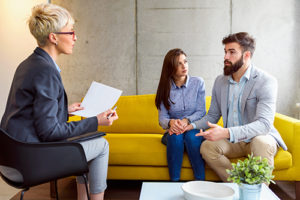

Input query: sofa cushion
[105,134,167,166]
[99,94,223,133]
[99,94,165,134]
[105,133,292,170]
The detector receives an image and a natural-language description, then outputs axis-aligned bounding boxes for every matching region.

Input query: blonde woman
[0,4,116,200]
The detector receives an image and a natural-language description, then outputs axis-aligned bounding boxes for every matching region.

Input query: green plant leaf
[226,153,275,185]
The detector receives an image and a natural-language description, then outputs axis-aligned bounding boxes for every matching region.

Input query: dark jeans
[166,129,205,181]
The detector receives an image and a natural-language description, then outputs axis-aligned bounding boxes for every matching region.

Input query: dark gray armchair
[0,128,90,200]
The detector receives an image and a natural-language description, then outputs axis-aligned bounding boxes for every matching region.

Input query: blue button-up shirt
[50,57,61,73]
[227,66,251,142]
[158,76,206,130]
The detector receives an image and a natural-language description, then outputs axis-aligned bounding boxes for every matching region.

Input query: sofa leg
[50,181,57,198]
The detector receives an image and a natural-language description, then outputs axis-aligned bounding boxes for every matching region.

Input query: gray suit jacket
[194,65,287,150]
[1,47,98,142]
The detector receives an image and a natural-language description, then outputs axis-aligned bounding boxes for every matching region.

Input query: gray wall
[52,0,300,117]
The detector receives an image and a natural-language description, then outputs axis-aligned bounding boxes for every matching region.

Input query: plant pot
[239,183,262,200]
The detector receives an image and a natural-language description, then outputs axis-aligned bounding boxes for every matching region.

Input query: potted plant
[226,153,275,200]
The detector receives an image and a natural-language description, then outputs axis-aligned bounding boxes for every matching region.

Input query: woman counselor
[0,3,116,200]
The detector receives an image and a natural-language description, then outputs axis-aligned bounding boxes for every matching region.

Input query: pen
[107,106,117,119]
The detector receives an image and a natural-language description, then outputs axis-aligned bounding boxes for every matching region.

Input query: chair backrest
[0,128,88,189]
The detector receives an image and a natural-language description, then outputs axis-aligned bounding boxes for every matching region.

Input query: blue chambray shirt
[227,65,251,142]
[158,75,206,130]
[50,57,61,73]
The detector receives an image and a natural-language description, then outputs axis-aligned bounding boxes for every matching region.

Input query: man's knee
[251,135,277,156]
[251,135,277,166]
[200,140,223,160]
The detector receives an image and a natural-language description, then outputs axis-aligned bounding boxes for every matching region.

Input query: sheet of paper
[71,81,122,118]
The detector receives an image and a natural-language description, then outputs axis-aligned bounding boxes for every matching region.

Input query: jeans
[167,129,205,181]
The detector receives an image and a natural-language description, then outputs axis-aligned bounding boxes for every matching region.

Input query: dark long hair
[155,48,186,110]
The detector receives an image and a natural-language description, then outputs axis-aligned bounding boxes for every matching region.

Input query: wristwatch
[185,118,191,124]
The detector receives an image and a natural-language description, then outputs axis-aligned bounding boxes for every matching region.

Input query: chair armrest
[15,142,88,188]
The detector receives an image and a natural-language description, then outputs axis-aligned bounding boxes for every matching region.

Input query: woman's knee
[184,129,203,145]
[167,133,184,144]
[102,138,109,154]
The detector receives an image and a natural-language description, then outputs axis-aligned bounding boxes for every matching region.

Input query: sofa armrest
[274,113,300,179]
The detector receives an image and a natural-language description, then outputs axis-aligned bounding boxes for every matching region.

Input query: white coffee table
[139,182,280,200]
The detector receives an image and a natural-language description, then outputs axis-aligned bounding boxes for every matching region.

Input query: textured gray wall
[53,0,136,101]
[232,0,300,117]
[137,0,230,96]
[53,0,300,117]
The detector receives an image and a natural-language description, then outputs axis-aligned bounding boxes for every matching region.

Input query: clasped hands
[68,102,118,126]
[168,118,190,135]
[168,119,230,141]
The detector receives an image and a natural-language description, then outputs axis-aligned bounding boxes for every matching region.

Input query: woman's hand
[169,119,185,135]
[97,108,118,126]
[180,118,189,128]
[68,102,84,114]
[183,124,194,132]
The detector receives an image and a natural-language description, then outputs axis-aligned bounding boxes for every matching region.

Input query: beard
[223,56,244,76]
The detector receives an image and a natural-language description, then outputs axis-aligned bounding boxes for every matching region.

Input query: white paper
[71,81,122,118]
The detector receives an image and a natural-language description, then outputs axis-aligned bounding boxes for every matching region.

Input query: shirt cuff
[191,123,196,129]
[228,128,235,143]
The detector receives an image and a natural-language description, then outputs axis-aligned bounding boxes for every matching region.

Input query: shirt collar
[171,75,189,89]
[35,47,61,73]
[228,65,252,84]
[51,57,61,73]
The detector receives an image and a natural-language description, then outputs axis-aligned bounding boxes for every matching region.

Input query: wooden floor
[8,178,296,200]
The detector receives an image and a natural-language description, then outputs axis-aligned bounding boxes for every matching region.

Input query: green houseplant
[226,153,275,200]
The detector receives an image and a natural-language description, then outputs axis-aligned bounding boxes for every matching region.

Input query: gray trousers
[77,137,109,194]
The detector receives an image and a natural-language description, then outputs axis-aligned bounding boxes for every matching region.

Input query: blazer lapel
[221,77,229,127]
[241,67,258,116]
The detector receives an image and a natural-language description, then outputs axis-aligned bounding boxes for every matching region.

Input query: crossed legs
[77,137,109,200]
[200,135,277,182]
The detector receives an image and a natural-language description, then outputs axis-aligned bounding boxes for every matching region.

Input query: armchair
[0,128,90,200]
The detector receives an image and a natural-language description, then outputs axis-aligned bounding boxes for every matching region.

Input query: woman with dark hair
[155,48,206,181]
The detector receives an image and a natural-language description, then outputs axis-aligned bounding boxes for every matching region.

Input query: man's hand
[97,109,118,126]
[195,121,230,141]
[68,102,84,114]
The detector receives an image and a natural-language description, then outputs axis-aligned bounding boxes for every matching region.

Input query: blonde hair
[28,3,74,46]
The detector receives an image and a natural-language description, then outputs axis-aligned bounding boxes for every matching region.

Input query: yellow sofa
[95,94,299,196]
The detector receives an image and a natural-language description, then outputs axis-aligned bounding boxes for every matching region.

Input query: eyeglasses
[53,31,76,40]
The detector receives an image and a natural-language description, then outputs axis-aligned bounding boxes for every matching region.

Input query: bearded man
[185,32,287,181]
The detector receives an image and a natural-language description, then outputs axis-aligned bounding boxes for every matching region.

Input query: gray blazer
[1,47,98,143]
[194,65,287,150]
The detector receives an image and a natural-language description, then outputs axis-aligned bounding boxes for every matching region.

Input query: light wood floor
[0,178,20,200]
[0,177,296,200]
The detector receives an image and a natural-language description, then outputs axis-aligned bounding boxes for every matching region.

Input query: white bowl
[182,181,235,200]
